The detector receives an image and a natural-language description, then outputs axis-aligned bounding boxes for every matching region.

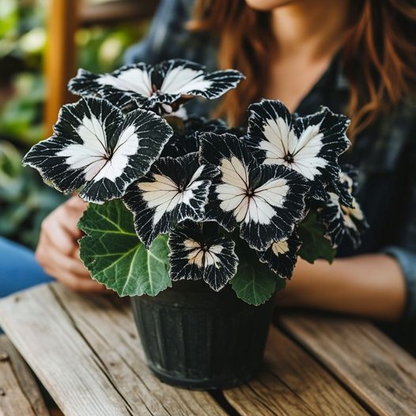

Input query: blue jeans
[0,237,53,298]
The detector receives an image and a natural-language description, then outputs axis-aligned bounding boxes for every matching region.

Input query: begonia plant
[23,59,368,305]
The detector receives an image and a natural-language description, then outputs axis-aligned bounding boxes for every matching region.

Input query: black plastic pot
[131,280,273,390]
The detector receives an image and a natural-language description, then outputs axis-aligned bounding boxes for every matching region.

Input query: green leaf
[0,0,18,38]
[231,240,286,306]
[297,210,336,264]
[78,200,171,297]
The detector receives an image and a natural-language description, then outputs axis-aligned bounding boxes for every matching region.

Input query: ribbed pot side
[131,280,273,390]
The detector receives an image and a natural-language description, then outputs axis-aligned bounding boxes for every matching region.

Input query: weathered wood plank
[279,313,416,416]
[0,283,227,416]
[0,285,143,416]
[50,283,227,416]
[0,335,50,416]
[224,326,368,416]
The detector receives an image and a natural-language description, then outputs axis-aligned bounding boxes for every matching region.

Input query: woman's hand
[36,196,108,292]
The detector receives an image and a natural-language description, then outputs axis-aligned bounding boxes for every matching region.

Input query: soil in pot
[131,280,273,390]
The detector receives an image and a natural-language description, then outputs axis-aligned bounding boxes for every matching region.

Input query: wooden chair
[44,0,159,135]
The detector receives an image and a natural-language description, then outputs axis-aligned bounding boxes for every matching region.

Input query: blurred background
[0,0,158,249]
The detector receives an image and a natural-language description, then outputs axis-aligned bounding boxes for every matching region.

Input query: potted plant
[23,59,367,390]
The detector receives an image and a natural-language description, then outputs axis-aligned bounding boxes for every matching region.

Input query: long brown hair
[188,0,416,139]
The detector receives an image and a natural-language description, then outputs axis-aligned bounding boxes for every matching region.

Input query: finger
[39,197,87,256]
[60,205,86,239]
[71,246,87,266]
[36,233,89,278]
[73,246,81,261]
[54,197,87,240]
[41,226,79,258]
[46,243,90,278]
[41,216,77,256]
[67,195,88,210]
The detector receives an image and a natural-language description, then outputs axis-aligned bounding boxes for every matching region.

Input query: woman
[12,0,416,345]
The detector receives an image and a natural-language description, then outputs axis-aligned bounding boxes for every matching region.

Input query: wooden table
[1,283,416,416]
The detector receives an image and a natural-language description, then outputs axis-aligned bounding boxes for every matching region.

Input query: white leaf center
[261,117,327,180]
[161,67,212,95]
[139,165,205,225]
[184,239,223,268]
[58,115,139,183]
[98,68,153,97]
[217,157,289,225]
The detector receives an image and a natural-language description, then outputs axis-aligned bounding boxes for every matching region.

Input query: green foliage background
[0,0,149,248]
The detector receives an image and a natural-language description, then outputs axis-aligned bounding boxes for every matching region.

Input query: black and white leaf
[246,99,351,200]
[68,63,153,109]
[257,233,302,279]
[69,59,244,113]
[327,163,357,208]
[317,165,368,248]
[169,222,238,291]
[23,97,173,203]
[200,132,309,251]
[123,153,218,247]
[161,131,200,159]
[153,59,245,102]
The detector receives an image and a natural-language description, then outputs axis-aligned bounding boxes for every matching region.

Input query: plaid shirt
[126,0,416,336]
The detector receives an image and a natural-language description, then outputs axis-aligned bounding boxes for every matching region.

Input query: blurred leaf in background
[77,23,149,73]
[0,0,150,247]
[0,0,18,40]
[0,140,66,249]
[0,73,45,146]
